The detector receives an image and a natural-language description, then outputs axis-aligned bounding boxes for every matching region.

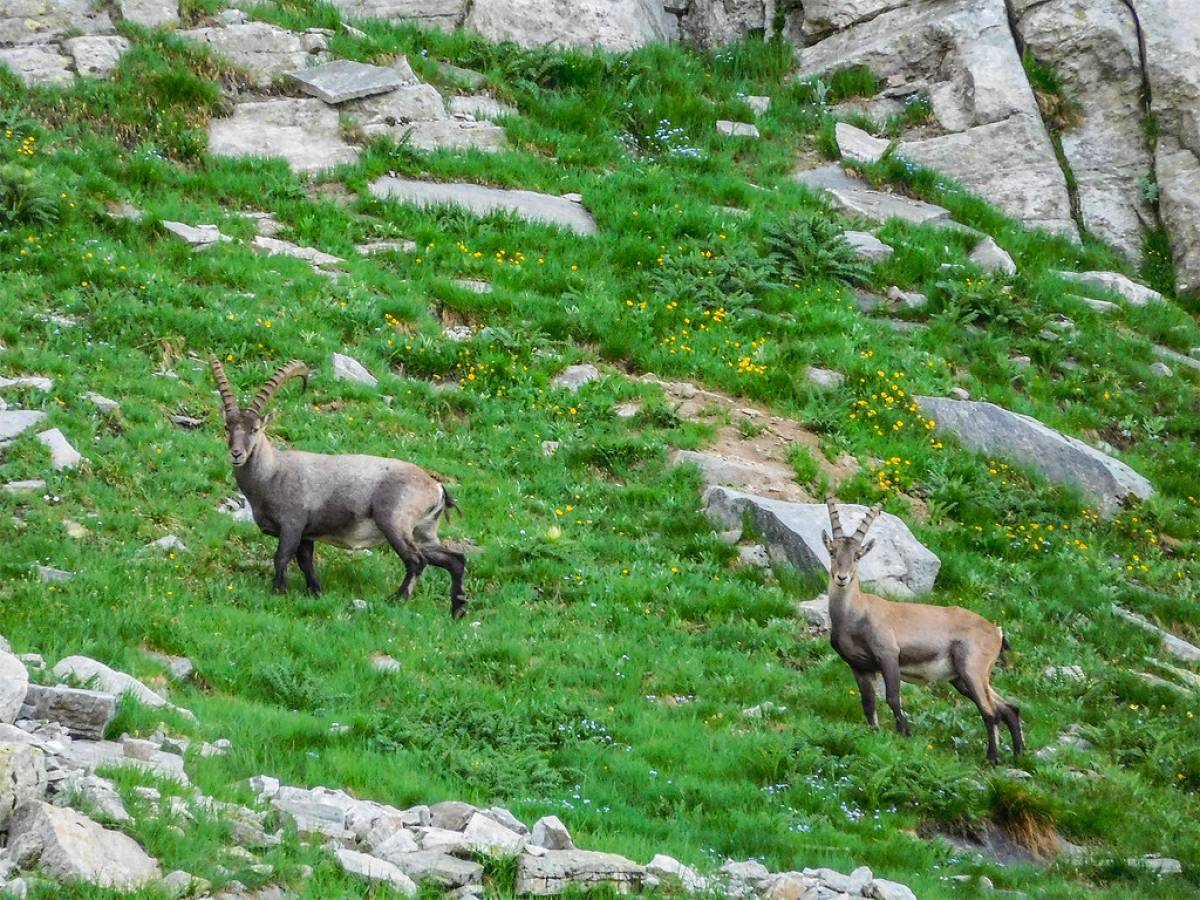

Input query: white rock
[0,652,28,724]
[530,814,573,850]
[332,353,377,386]
[334,848,417,895]
[0,742,45,831]
[866,878,917,900]
[161,221,231,247]
[794,164,952,226]
[464,0,669,52]
[1057,271,1163,306]
[0,46,72,87]
[0,410,47,443]
[289,58,406,104]
[83,392,119,413]
[208,98,358,174]
[741,94,770,115]
[646,854,707,892]
[139,535,187,555]
[50,656,168,709]
[118,0,177,27]
[36,566,74,584]
[370,653,400,673]
[482,806,527,835]
[0,376,52,392]
[515,849,644,895]
[7,800,160,889]
[63,35,130,77]
[1150,362,1173,377]
[844,230,893,262]
[550,364,600,392]
[836,121,889,163]
[969,236,1016,275]
[3,480,46,494]
[716,120,759,138]
[463,812,526,854]
[1112,605,1200,663]
[1044,665,1085,681]
[949,387,971,401]
[180,22,325,87]
[796,593,831,633]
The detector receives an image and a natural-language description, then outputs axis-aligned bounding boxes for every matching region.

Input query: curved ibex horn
[210,356,239,418]
[852,504,882,543]
[826,497,844,539]
[249,360,309,416]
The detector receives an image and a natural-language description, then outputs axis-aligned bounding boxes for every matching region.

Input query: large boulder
[916,396,1153,516]
[0,743,46,829]
[20,684,116,740]
[796,0,1077,237]
[1015,0,1153,260]
[704,487,941,598]
[7,800,161,890]
[51,656,169,709]
[673,0,786,50]
[515,849,644,895]
[1136,0,1200,294]
[0,649,28,723]
[464,0,670,51]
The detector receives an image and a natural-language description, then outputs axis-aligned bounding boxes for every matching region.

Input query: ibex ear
[822,530,834,553]
[856,539,875,559]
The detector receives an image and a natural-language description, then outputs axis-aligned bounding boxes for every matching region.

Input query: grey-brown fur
[211,357,469,618]
[822,498,1023,763]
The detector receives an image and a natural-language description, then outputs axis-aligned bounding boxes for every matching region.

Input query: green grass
[2,6,1199,898]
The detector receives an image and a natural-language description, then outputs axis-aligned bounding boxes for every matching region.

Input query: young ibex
[822,499,1023,763]
[211,357,469,618]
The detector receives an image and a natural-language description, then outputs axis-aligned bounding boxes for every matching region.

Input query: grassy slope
[1,4,1199,897]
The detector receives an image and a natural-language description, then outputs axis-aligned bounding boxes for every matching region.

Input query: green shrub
[764,214,870,286]
[0,164,58,228]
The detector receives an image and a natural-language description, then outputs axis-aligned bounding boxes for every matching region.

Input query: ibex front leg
[879,655,911,736]
[273,526,303,594]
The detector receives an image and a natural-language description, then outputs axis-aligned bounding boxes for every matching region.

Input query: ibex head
[210,357,308,467]
[822,498,881,589]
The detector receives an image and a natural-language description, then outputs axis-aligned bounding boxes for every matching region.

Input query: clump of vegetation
[0,163,58,228]
[764,214,870,286]
[1022,50,1083,131]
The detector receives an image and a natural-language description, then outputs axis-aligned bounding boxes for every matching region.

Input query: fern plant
[0,164,58,228]
[764,214,869,286]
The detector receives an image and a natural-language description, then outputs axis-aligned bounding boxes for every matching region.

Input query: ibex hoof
[451,598,470,619]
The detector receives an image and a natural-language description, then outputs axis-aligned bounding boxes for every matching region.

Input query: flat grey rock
[335,848,417,894]
[162,221,231,246]
[208,98,359,173]
[0,0,113,46]
[1057,270,1163,306]
[0,651,29,725]
[20,684,116,740]
[716,120,759,138]
[51,656,170,710]
[3,479,46,494]
[448,93,514,120]
[0,376,52,391]
[550,364,600,392]
[118,0,178,28]
[289,58,406,103]
[332,352,377,386]
[0,45,72,87]
[83,392,119,413]
[327,0,466,30]
[180,23,326,87]
[1153,345,1200,372]
[251,235,343,267]
[917,396,1152,517]
[794,164,952,226]
[836,121,889,163]
[63,35,130,78]
[36,428,83,470]
[844,230,893,262]
[0,410,47,441]
[806,366,845,389]
[401,118,507,152]
[381,850,482,887]
[969,236,1016,275]
[515,849,644,896]
[1112,605,1200,663]
[705,488,941,598]
[37,565,73,583]
[369,177,597,236]
[670,449,801,500]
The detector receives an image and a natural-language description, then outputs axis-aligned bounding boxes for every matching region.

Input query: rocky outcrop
[0,743,46,829]
[704,486,941,597]
[1135,0,1200,294]
[0,651,28,724]
[466,0,670,51]
[208,98,360,173]
[796,0,1076,237]
[1014,0,1153,260]
[916,396,1153,517]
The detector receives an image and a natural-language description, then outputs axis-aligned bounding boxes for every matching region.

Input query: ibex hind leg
[376,517,426,601]
[419,543,469,619]
[297,539,321,595]
[990,687,1025,756]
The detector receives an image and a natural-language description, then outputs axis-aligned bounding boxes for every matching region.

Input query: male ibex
[822,499,1023,763]
[211,357,469,618]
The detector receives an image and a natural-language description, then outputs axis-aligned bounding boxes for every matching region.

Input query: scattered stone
[105,201,143,221]
[1,652,30,725]
[550,364,600,392]
[351,598,369,613]
[969,236,1017,275]
[515,849,643,896]
[670,450,801,501]
[334,848,417,895]
[0,411,48,443]
[463,812,525,854]
[742,701,785,719]
[331,353,377,387]
[437,61,487,89]
[614,401,640,419]
[949,387,971,401]
[208,98,359,174]
[160,870,208,898]
[482,806,527,835]
[835,121,889,164]
[358,239,418,255]
[162,221,231,247]
[83,392,119,414]
[1111,605,1200,664]
[531,815,573,851]
[646,854,707,893]
[251,235,343,268]
[1153,345,1200,373]
[1044,665,1085,681]
[742,94,770,115]
[1057,270,1163,306]
[36,566,73,584]
[1150,361,1173,377]
[796,593,831,634]
[60,771,130,823]
[887,285,927,310]
[452,278,492,294]
[118,0,177,28]
[180,23,326,86]
[866,878,917,900]
[7,800,161,889]
[368,177,597,236]
[0,46,72,87]
[289,58,407,103]
[448,94,514,120]
[464,1,670,52]
[3,480,46,494]
[385,849,483,888]
[738,545,771,569]
[0,376,52,392]
[794,164,952,226]
[370,653,400,673]
[706,487,940,597]
[63,35,130,77]
[916,396,1154,518]
[37,429,83,471]
[248,775,280,799]
[1127,854,1183,876]
[541,440,560,457]
[18,654,43,670]
[139,535,187,556]
[50,656,170,711]
[20,684,116,740]
[716,120,760,139]
[844,230,893,263]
